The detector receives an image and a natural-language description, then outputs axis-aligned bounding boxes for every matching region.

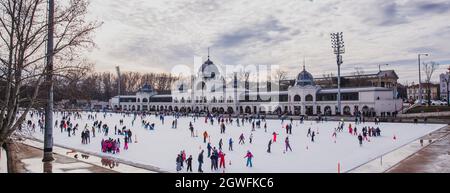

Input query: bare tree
[0,0,100,172]
[274,69,287,85]
[423,61,440,105]
[322,72,334,88]
[353,67,365,87]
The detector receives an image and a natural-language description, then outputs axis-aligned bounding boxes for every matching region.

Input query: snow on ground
[29,112,445,173]
[0,147,6,173]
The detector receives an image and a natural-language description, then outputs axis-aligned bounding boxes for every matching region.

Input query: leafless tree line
[54,71,180,102]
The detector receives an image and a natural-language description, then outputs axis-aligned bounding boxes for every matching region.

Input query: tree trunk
[2,140,19,173]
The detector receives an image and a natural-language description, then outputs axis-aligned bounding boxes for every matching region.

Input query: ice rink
[29,112,445,173]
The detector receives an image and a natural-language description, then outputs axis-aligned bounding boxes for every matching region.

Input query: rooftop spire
[302,56,306,71]
[208,47,210,60]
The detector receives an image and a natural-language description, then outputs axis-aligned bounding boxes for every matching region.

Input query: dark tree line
[53,71,179,102]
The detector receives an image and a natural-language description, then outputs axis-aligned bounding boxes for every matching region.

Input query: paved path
[387,125,450,173]
[349,125,449,173]
[21,139,160,173]
[13,142,116,173]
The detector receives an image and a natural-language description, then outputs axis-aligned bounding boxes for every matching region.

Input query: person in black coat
[267,139,272,153]
[358,134,363,146]
[186,155,193,172]
[198,150,204,173]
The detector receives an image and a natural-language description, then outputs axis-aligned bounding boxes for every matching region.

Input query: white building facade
[440,70,450,102]
[110,57,402,117]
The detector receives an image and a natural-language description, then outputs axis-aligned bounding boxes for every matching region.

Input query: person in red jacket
[219,151,226,169]
[272,132,278,142]
[244,150,253,167]
[203,131,208,143]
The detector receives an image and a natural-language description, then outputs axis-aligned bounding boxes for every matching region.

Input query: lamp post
[418,53,429,104]
[43,0,55,167]
[116,65,121,111]
[445,69,450,106]
[331,32,345,115]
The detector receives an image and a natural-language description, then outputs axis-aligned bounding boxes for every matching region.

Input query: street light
[418,53,429,104]
[445,67,450,106]
[116,65,121,111]
[43,0,55,166]
[331,32,345,115]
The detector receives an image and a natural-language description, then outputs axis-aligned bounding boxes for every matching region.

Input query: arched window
[294,95,301,102]
[142,98,148,103]
[305,94,313,101]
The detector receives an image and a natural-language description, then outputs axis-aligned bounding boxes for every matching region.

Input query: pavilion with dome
[110,52,402,117]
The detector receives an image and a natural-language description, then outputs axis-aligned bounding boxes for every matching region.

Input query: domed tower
[198,48,220,80]
[138,83,154,93]
[295,65,315,87]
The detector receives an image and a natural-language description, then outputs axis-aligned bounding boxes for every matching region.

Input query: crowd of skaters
[22,110,391,173]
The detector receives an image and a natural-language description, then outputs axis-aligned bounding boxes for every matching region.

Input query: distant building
[407,83,440,101]
[439,67,450,101]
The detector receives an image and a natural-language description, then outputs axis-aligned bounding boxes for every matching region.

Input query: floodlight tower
[116,65,121,110]
[331,32,345,115]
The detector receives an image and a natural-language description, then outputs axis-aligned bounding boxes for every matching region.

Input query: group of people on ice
[101,138,123,154]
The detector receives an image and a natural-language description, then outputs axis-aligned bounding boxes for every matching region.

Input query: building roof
[318,87,392,93]
[138,83,154,93]
[295,65,315,87]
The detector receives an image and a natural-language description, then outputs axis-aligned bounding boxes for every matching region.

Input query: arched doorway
[245,106,252,114]
[324,106,332,116]
[227,107,234,114]
[343,106,351,115]
[294,95,301,102]
[305,94,313,101]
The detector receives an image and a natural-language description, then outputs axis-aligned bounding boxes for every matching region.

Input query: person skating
[210,148,216,171]
[176,154,183,172]
[219,151,226,169]
[189,125,194,137]
[124,136,129,150]
[358,134,363,146]
[244,151,253,167]
[198,150,204,173]
[239,133,245,144]
[203,131,208,143]
[249,133,253,144]
[219,139,223,151]
[228,138,233,151]
[207,142,212,157]
[212,147,219,170]
[311,131,315,142]
[267,139,272,153]
[186,155,193,172]
[285,136,292,152]
[272,132,278,142]
[307,128,311,137]
[181,150,186,168]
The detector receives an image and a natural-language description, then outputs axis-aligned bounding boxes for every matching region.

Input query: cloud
[214,17,290,48]
[85,0,450,83]
[417,2,450,13]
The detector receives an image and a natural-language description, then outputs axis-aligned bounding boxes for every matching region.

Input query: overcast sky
[84,0,450,84]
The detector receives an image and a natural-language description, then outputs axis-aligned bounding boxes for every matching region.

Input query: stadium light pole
[331,32,345,115]
[116,65,121,111]
[418,53,429,104]
[445,66,450,106]
[43,0,55,173]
